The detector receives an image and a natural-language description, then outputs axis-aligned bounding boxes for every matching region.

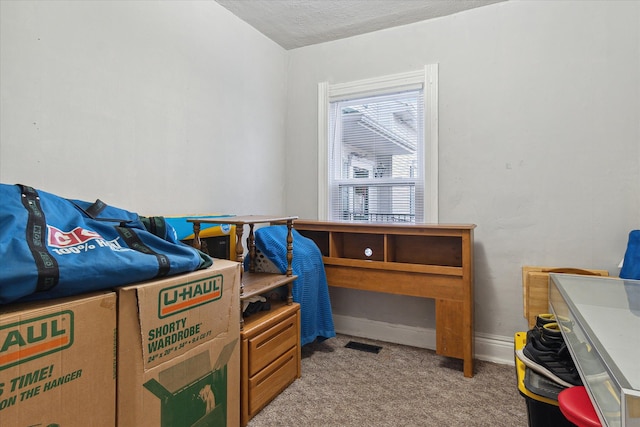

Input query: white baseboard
[333,314,515,366]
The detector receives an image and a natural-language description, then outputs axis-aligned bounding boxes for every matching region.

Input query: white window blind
[328,89,424,223]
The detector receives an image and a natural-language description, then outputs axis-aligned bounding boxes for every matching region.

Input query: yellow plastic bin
[514,332,575,427]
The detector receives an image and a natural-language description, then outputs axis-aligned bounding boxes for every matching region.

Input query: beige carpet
[247,334,529,427]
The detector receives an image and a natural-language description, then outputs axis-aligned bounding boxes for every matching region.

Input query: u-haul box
[117,260,241,427]
[0,291,117,427]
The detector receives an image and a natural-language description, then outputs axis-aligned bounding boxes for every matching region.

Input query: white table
[549,273,640,427]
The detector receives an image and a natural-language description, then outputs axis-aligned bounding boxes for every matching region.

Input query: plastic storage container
[515,332,575,427]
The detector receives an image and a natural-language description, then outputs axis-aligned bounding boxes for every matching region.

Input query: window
[318,65,438,223]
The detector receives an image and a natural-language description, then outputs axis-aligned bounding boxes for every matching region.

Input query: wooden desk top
[294,220,476,232]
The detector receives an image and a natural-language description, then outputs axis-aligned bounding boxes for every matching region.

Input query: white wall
[2,0,639,363]
[0,0,288,216]
[284,0,640,359]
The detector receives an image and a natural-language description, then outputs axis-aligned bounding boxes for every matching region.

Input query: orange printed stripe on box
[0,336,70,365]
[160,291,222,316]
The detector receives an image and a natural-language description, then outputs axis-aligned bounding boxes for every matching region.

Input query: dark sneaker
[524,365,567,400]
[527,315,570,345]
[539,322,569,348]
[526,314,553,344]
[536,313,557,327]
[516,338,583,388]
[536,313,571,327]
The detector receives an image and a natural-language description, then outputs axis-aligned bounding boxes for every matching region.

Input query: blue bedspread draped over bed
[246,225,335,346]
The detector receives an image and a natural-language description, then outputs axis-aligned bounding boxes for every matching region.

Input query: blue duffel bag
[0,183,212,305]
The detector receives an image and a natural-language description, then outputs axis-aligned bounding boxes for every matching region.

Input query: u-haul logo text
[0,311,74,370]
[158,275,223,318]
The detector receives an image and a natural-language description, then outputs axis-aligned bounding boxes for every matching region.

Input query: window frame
[317,65,439,222]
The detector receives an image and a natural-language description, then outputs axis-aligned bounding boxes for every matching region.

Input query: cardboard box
[117,259,241,427]
[522,266,609,328]
[0,292,117,427]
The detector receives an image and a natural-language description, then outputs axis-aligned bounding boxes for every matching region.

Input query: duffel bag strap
[17,184,60,292]
[115,226,170,278]
[83,199,107,219]
[140,216,168,240]
[67,198,133,226]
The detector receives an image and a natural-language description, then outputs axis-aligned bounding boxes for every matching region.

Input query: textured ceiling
[215,0,506,50]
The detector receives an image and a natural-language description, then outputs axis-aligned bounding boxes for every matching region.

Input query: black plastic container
[514,332,575,427]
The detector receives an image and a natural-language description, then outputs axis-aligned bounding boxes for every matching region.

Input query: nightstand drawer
[247,311,298,376]
[248,346,298,416]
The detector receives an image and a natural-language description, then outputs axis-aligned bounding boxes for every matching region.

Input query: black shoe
[526,314,553,344]
[539,322,569,348]
[536,313,557,327]
[527,314,569,344]
[516,338,583,388]
[524,366,567,400]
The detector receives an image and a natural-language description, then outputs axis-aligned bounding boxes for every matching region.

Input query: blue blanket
[246,225,335,346]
